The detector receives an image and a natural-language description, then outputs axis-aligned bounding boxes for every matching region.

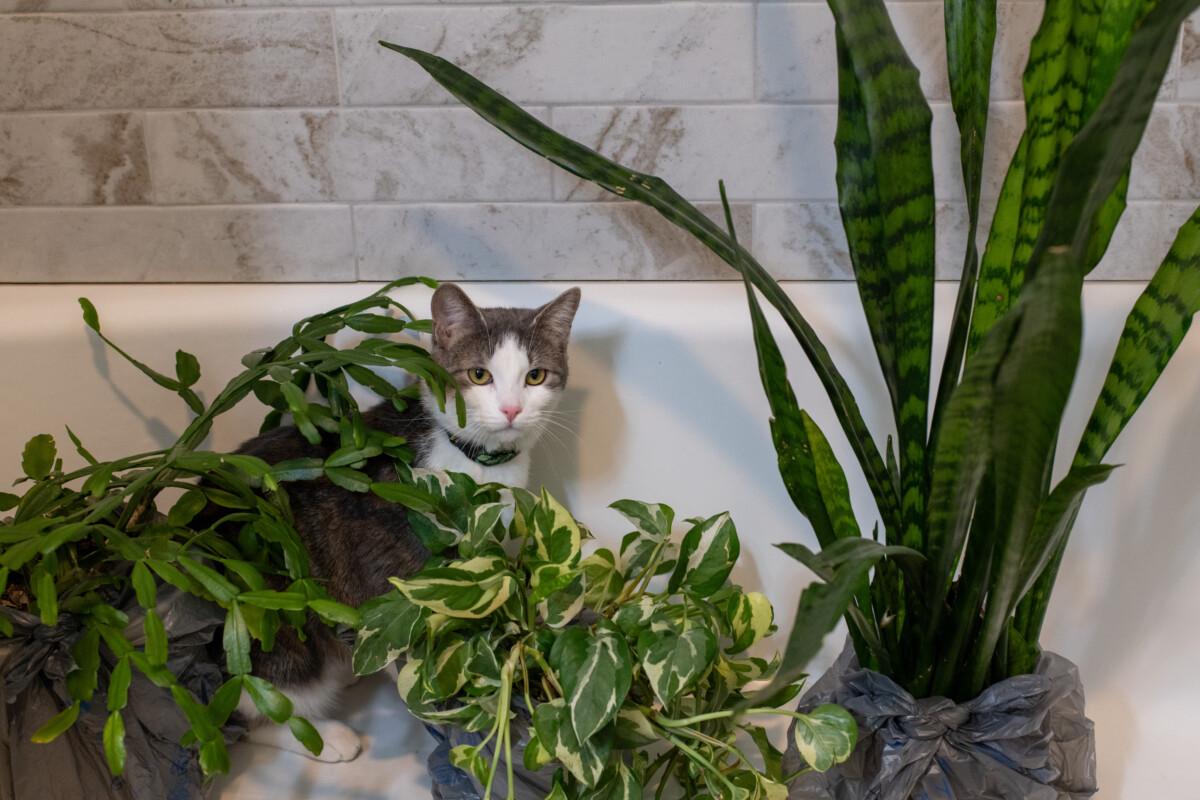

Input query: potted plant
[376,0,1200,795]
[0,278,455,796]
[351,469,858,800]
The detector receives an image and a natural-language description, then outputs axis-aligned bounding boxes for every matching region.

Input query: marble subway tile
[1177,15,1200,100]
[1093,201,1199,280]
[753,201,974,281]
[757,2,949,103]
[0,113,151,205]
[335,4,754,106]
[1130,104,1200,200]
[0,11,338,111]
[0,206,354,281]
[145,108,555,204]
[353,202,753,281]
[548,105,840,203]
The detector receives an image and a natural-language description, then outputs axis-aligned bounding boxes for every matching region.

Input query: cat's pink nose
[501,404,522,423]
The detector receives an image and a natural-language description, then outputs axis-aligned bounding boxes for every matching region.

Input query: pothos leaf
[550,624,633,743]
[789,703,857,773]
[532,697,612,787]
[668,511,739,597]
[636,623,717,706]
[352,592,428,676]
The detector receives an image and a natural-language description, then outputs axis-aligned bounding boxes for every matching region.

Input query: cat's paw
[310,720,363,763]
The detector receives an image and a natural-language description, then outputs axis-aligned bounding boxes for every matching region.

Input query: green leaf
[324,466,372,493]
[224,602,252,676]
[531,697,611,787]
[608,499,674,542]
[580,548,623,609]
[237,590,309,611]
[307,598,361,627]
[390,555,517,618]
[243,674,294,724]
[21,434,56,481]
[1076,205,1200,466]
[449,744,491,786]
[370,481,438,512]
[828,0,935,552]
[352,592,428,675]
[551,624,633,742]
[539,570,586,629]
[104,710,127,776]
[131,561,158,609]
[0,492,18,512]
[532,489,583,567]
[754,538,901,705]
[268,457,327,483]
[175,349,201,388]
[143,608,169,667]
[726,590,775,655]
[168,490,209,528]
[79,297,100,331]
[31,701,80,743]
[636,622,717,706]
[178,557,238,603]
[208,676,244,728]
[34,570,57,627]
[289,716,325,757]
[668,511,739,597]
[129,652,176,688]
[611,704,657,749]
[107,657,132,712]
[790,703,857,773]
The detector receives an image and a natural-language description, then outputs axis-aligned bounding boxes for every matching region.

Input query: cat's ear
[431,283,486,348]
[532,287,581,343]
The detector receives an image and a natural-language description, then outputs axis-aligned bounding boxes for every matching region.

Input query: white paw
[311,720,364,763]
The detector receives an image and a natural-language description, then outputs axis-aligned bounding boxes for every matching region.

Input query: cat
[228,283,581,762]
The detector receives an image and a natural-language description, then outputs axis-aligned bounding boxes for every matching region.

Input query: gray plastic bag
[783,642,1097,800]
[0,587,242,800]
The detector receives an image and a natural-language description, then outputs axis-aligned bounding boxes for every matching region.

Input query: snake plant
[382,0,1200,703]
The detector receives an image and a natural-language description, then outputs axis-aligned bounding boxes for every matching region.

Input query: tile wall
[2,1,1198,282]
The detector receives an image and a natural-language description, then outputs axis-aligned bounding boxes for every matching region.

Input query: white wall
[2,280,1197,798]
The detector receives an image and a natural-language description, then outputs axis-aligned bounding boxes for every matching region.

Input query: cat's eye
[468,368,493,385]
[526,368,547,386]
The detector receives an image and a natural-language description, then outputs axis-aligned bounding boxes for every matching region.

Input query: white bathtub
[2,281,1197,799]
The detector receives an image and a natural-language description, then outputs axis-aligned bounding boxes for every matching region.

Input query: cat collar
[446,431,519,467]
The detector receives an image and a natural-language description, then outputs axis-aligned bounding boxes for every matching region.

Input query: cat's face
[427,284,581,450]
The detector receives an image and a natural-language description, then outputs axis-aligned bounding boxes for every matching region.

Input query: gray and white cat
[229,283,581,761]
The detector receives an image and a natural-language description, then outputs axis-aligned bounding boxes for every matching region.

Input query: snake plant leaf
[827,0,935,553]
[968,247,1083,695]
[1076,206,1200,466]
[752,538,898,705]
[1015,463,1115,603]
[934,0,996,445]
[742,275,838,547]
[921,308,1020,657]
[384,39,900,543]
